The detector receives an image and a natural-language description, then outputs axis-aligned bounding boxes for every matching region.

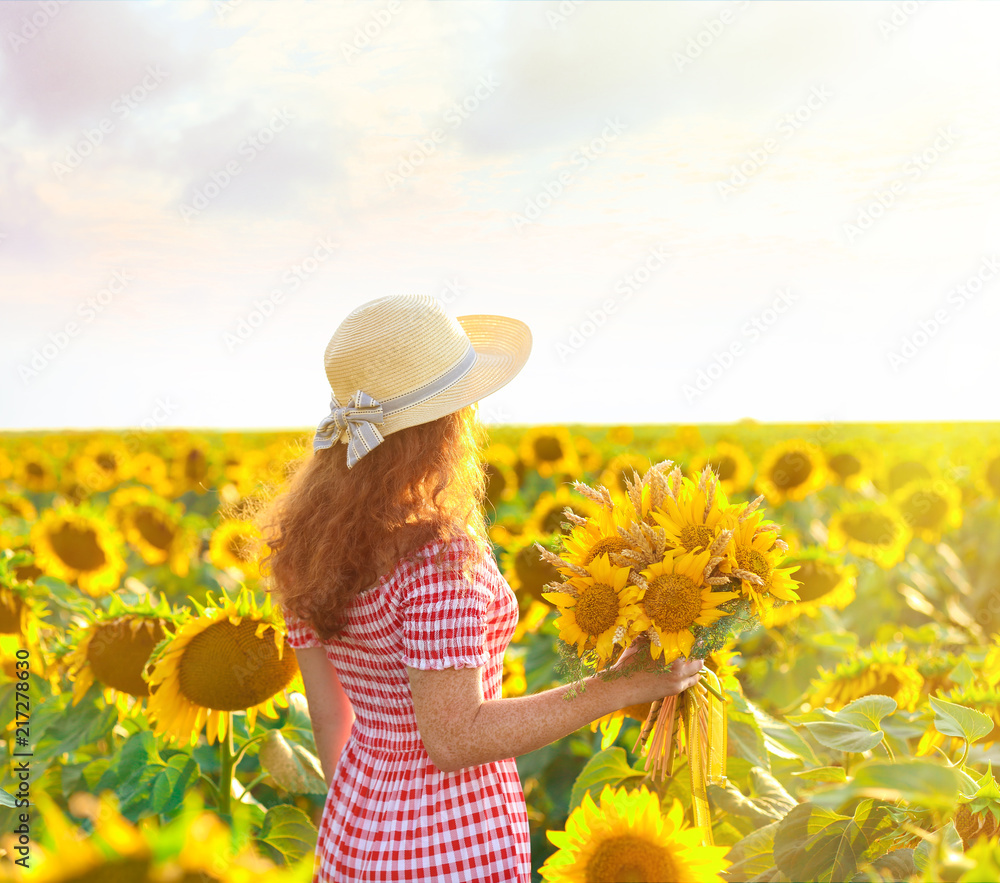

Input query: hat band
[314,342,477,467]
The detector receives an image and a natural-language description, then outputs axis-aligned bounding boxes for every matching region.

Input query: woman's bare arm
[407,651,704,773]
[294,646,355,787]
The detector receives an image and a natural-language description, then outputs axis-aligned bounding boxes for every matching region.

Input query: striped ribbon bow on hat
[314,390,385,468]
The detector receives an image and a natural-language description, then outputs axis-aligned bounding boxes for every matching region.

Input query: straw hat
[314,294,532,467]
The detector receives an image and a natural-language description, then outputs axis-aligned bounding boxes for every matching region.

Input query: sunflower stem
[232,731,266,769]
[218,712,235,817]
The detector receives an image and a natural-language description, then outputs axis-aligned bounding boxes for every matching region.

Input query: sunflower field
[2,422,1000,882]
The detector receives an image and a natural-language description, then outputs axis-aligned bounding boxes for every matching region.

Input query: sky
[2,0,999,431]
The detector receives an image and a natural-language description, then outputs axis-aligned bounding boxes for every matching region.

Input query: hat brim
[382,314,532,435]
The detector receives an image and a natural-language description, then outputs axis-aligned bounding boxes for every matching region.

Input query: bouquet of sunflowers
[538,460,800,843]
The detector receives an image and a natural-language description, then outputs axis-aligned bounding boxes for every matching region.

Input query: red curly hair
[257,405,490,643]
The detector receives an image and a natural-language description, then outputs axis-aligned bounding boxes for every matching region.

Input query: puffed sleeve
[400,542,491,671]
[282,609,323,650]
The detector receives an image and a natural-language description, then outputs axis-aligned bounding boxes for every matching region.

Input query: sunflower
[63,594,177,722]
[754,438,828,504]
[977,447,1000,499]
[768,547,856,625]
[0,550,50,646]
[502,650,527,698]
[519,425,581,479]
[881,458,933,495]
[718,506,800,624]
[808,646,924,711]
[209,520,264,580]
[824,443,879,492]
[573,435,604,474]
[0,490,37,523]
[501,531,564,610]
[526,485,599,538]
[29,505,127,596]
[599,453,654,501]
[482,443,520,512]
[605,425,635,446]
[14,446,59,492]
[649,466,730,556]
[540,784,731,883]
[634,550,739,660]
[543,554,641,666]
[705,643,742,694]
[559,505,636,572]
[169,437,214,494]
[129,450,174,497]
[145,586,301,746]
[0,447,11,481]
[108,487,197,576]
[891,479,963,543]
[71,437,132,493]
[591,701,655,751]
[827,502,912,569]
[690,441,754,496]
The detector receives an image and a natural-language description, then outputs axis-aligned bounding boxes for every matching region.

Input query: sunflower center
[644,574,702,633]
[841,512,897,546]
[898,489,948,529]
[96,452,118,473]
[484,463,507,508]
[828,453,861,480]
[26,462,45,479]
[585,834,679,883]
[770,451,812,489]
[584,537,629,565]
[514,545,561,603]
[541,506,567,535]
[178,619,298,711]
[49,522,107,572]
[227,534,256,563]
[736,547,772,589]
[185,449,209,482]
[986,456,1000,495]
[88,618,166,697]
[574,582,620,637]
[134,508,176,551]
[791,560,840,602]
[533,436,564,463]
[709,455,737,482]
[679,524,714,552]
[0,592,24,635]
[68,857,152,883]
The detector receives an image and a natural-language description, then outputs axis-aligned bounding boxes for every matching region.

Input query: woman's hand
[604,643,705,708]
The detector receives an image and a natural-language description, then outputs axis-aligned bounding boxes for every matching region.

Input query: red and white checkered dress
[282,535,532,883]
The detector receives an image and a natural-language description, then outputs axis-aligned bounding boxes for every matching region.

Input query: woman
[259,294,704,882]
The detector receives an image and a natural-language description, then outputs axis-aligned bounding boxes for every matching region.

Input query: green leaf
[95,731,161,793]
[811,759,965,812]
[838,695,897,729]
[727,696,771,771]
[568,747,645,811]
[0,789,17,808]
[948,657,977,687]
[149,754,200,818]
[708,767,795,826]
[255,804,317,865]
[749,702,820,765]
[792,766,848,783]
[773,799,895,882]
[801,720,885,753]
[929,695,994,745]
[723,819,782,881]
